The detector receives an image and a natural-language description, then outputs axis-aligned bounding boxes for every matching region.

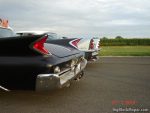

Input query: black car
[16,31,101,61]
[0,24,87,91]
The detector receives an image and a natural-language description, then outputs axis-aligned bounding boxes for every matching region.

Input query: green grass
[99,46,150,56]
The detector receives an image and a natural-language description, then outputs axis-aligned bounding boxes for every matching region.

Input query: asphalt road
[0,57,150,113]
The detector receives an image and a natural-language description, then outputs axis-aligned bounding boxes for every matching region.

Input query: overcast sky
[0,0,150,38]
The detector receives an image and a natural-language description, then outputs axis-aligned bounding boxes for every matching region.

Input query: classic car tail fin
[93,37,100,50]
[89,39,94,50]
[46,38,81,49]
[88,38,100,50]
[69,38,81,49]
[32,35,50,55]
[0,34,49,56]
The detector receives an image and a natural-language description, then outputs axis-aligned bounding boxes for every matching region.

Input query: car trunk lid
[44,43,80,58]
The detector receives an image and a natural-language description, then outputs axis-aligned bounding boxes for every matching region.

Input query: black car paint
[46,38,77,50]
[44,43,80,58]
[0,35,84,90]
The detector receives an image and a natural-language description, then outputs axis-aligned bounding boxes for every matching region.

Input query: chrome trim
[69,38,80,49]
[0,85,10,92]
[36,58,87,91]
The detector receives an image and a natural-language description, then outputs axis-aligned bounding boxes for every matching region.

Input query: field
[99,46,150,56]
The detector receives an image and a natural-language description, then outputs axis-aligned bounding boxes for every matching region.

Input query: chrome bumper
[36,58,87,91]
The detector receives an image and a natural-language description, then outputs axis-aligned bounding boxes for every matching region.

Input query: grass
[99,46,150,56]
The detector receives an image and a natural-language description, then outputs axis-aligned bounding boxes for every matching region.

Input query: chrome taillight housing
[69,38,81,49]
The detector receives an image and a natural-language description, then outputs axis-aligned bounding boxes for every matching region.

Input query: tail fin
[0,34,49,56]
[46,38,81,49]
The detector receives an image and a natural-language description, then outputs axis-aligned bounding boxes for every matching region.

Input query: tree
[115,36,123,39]
[102,37,108,40]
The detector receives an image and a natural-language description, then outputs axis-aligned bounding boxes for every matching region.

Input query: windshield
[47,33,63,40]
[0,27,15,38]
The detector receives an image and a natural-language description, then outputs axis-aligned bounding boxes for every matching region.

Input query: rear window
[16,32,63,40]
[48,33,63,40]
[16,33,33,36]
[0,27,15,38]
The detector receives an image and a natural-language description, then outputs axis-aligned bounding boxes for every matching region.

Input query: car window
[0,27,15,38]
[48,33,63,40]
[16,33,33,36]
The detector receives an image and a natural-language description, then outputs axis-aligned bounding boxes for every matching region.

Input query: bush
[100,38,150,46]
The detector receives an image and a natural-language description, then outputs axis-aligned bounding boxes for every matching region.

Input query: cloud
[0,0,150,38]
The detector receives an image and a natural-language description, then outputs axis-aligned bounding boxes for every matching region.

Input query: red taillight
[70,39,81,48]
[33,35,49,54]
[89,39,94,50]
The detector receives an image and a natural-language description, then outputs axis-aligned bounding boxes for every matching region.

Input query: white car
[78,37,100,61]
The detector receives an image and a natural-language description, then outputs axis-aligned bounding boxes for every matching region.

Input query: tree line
[100,36,150,46]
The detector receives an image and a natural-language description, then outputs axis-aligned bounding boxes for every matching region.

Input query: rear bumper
[84,49,100,61]
[36,58,87,91]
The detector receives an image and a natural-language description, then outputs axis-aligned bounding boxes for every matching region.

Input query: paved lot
[0,57,150,113]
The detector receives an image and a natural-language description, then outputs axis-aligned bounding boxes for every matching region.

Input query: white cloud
[0,0,150,38]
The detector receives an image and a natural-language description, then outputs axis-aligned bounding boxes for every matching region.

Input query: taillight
[89,39,94,50]
[33,35,49,55]
[70,38,81,48]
